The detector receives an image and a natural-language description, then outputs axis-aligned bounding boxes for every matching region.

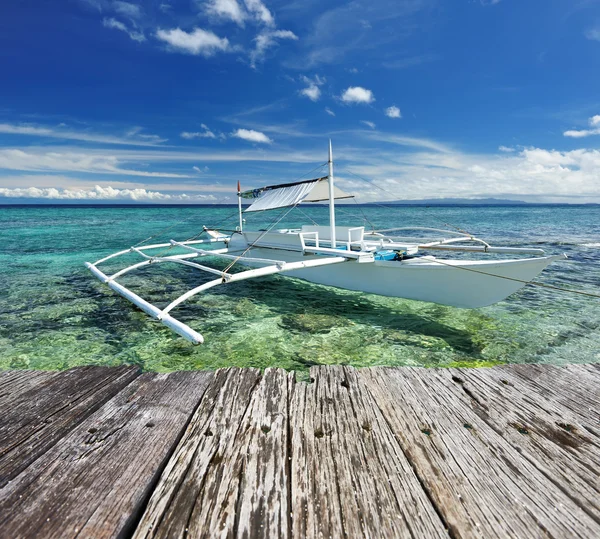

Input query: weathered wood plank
[450,365,600,446]
[360,366,600,538]
[290,365,448,539]
[490,364,600,429]
[227,368,293,539]
[0,370,213,539]
[0,369,57,407]
[449,365,600,524]
[134,367,267,538]
[0,365,140,487]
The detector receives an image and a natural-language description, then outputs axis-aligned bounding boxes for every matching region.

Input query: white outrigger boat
[86,142,565,344]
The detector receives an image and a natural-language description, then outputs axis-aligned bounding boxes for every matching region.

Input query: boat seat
[301,225,364,244]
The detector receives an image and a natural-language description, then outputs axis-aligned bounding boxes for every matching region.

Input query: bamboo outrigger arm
[85,236,349,345]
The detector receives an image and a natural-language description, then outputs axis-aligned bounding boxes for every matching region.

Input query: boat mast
[237,180,243,231]
[328,140,336,248]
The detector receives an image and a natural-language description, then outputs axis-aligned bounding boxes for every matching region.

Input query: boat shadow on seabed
[107,263,486,356]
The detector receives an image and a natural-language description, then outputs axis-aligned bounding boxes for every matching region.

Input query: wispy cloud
[299,75,325,102]
[585,27,600,41]
[0,149,190,177]
[205,0,274,27]
[563,114,600,138]
[381,54,437,70]
[156,27,230,56]
[244,0,274,26]
[181,124,217,139]
[231,128,272,143]
[102,17,146,42]
[0,185,215,201]
[283,0,435,69]
[0,122,166,146]
[325,107,335,116]
[364,131,452,153]
[384,106,401,118]
[360,120,376,129]
[205,0,247,26]
[341,86,375,104]
[498,145,515,152]
[250,29,298,67]
[112,1,142,19]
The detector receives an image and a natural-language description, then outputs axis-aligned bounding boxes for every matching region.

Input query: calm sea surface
[1,204,599,378]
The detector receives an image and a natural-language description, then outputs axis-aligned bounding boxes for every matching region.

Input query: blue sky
[1,0,600,203]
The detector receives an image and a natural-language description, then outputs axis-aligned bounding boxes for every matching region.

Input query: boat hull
[228,233,561,308]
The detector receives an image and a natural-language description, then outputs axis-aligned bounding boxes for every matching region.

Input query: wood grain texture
[0,370,213,539]
[487,364,600,429]
[449,365,600,522]
[359,366,600,538]
[0,363,598,539]
[0,365,140,487]
[0,369,57,406]
[134,367,268,539]
[290,365,448,539]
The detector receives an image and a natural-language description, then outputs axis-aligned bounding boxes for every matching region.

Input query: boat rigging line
[222,202,302,274]
[339,167,472,236]
[426,256,600,300]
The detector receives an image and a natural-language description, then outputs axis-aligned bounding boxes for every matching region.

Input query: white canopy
[242,178,353,212]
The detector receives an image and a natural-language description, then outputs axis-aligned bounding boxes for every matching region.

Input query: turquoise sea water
[1,204,599,377]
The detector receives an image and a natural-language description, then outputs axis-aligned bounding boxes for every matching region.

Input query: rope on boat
[426,257,600,300]
[222,203,301,274]
[136,210,241,259]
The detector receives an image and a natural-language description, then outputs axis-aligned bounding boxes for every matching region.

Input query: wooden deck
[0,364,598,538]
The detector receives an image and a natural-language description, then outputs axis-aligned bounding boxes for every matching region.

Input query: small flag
[237,180,241,193]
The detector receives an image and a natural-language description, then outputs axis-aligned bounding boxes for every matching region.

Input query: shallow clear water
[1,204,599,377]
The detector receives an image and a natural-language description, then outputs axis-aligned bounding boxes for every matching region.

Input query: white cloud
[156,27,230,56]
[206,0,246,26]
[341,86,374,104]
[0,122,165,146]
[193,165,210,173]
[325,107,335,116]
[243,0,274,25]
[360,120,376,129]
[301,85,320,101]
[181,124,217,139]
[563,114,600,138]
[339,145,600,203]
[385,105,401,119]
[205,0,273,27]
[232,128,272,143]
[103,17,146,42]
[251,29,297,67]
[498,145,515,152]
[0,149,189,177]
[0,185,215,202]
[112,1,142,19]
[299,75,325,102]
[585,27,600,41]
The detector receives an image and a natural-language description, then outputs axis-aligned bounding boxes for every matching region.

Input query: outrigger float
[86,142,565,344]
